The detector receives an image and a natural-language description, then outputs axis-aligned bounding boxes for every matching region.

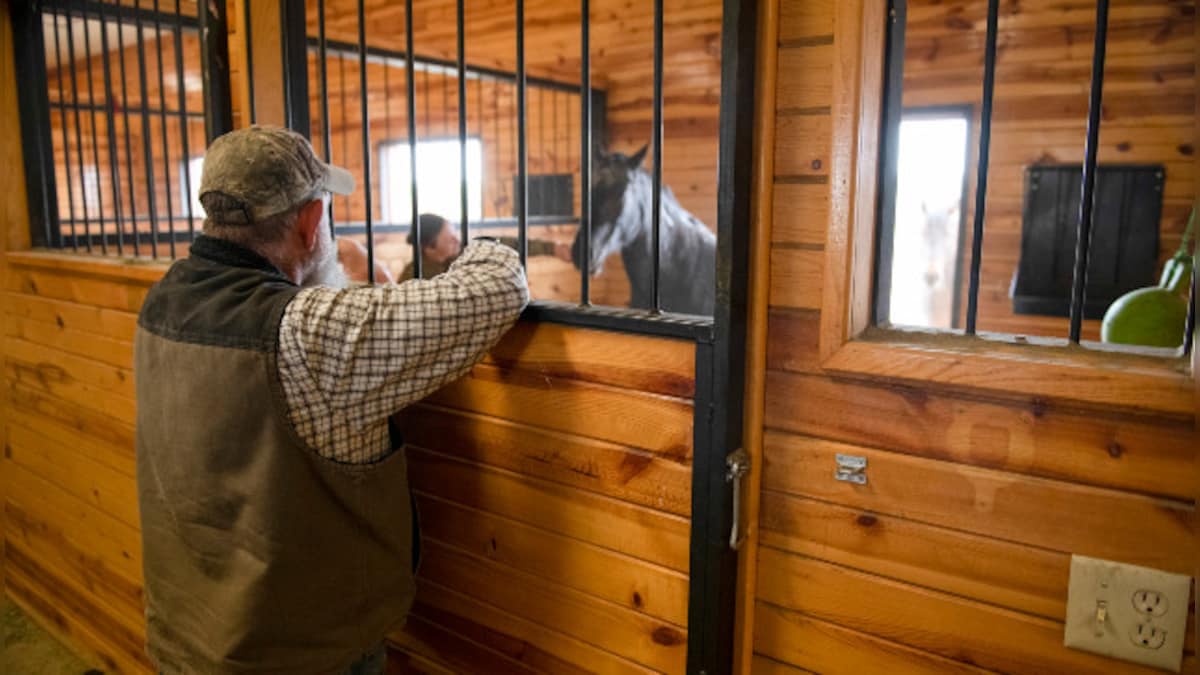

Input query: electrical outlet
[1064,555,1192,672]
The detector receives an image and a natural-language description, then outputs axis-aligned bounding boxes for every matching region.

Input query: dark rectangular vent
[517,174,574,218]
[1012,165,1164,319]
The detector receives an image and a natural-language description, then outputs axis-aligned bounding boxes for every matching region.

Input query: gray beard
[302,240,350,289]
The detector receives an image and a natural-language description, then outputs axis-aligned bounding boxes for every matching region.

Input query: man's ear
[297,199,325,252]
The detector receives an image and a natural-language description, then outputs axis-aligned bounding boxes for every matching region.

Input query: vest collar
[190,235,292,282]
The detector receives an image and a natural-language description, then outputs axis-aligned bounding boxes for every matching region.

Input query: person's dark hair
[407,213,449,249]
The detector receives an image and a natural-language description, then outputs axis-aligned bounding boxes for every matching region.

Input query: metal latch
[726,448,751,550]
[834,453,867,484]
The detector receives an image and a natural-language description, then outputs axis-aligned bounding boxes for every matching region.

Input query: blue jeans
[345,642,387,675]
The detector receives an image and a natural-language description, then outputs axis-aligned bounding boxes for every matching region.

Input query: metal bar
[243,0,255,124]
[339,54,350,229]
[685,0,757,671]
[580,0,591,305]
[42,0,200,30]
[357,0,374,284]
[12,2,59,248]
[406,0,421,279]
[318,0,334,239]
[51,10,79,249]
[1067,0,1111,344]
[871,0,907,325]
[135,5,161,257]
[98,0,126,255]
[198,0,233,142]
[523,301,712,341]
[963,0,1000,335]
[1182,267,1195,356]
[457,0,469,242]
[306,37,584,95]
[333,215,579,233]
[280,0,310,137]
[173,0,196,242]
[81,0,108,254]
[64,4,91,251]
[47,100,206,118]
[516,0,528,266]
[154,0,178,258]
[651,0,664,311]
[117,17,141,256]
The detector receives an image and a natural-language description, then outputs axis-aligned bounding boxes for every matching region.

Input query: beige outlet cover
[1064,555,1192,672]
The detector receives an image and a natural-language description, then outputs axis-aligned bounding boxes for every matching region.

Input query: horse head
[571,144,649,276]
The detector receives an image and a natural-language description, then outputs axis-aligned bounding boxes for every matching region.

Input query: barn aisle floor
[2,598,103,674]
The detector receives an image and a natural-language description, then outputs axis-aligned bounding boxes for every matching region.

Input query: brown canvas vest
[135,236,416,674]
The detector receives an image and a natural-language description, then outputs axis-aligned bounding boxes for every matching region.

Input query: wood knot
[651,626,685,646]
[1115,142,1132,152]
[856,513,878,527]
[489,537,498,552]
[55,315,65,328]
[1106,441,1124,459]
[632,591,644,609]
[1178,144,1194,156]
[1030,397,1049,418]
[810,159,822,171]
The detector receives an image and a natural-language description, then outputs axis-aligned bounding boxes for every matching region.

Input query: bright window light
[888,114,970,329]
[379,138,483,225]
[181,156,205,216]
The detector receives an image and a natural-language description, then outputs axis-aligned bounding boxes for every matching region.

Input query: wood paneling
[0,250,696,673]
[755,1,1198,673]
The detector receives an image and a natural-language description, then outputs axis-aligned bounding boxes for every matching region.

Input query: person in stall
[134,125,529,675]
[398,212,573,281]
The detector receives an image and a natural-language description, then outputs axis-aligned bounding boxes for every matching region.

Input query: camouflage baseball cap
[199,125,355,224]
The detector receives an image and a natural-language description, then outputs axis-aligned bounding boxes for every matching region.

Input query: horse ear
[627,144,649,169]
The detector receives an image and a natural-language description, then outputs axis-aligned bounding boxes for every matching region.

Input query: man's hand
[554,241,572,263]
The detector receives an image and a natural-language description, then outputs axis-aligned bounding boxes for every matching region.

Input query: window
[378,139,483,226]
[181,156,205,217]
[882,111,969,330]
[81,165,101,220]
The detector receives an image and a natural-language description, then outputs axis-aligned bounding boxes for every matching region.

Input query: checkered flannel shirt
[277,239,529,464]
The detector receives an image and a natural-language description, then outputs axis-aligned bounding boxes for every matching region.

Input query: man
[398,212,572,281]
[134,126,529,674]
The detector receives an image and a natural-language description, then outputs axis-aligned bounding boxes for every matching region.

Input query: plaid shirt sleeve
[276,239,529,464]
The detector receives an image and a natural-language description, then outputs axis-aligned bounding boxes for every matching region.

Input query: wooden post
[732,0,778,672]
[229,0,286,128]
[0,0,36,598]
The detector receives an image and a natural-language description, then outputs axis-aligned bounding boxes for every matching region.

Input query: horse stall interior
[0,2,1197,675]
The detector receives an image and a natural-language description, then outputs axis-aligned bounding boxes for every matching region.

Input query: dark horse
[571,145,716,316]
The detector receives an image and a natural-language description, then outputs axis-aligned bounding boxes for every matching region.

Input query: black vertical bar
[318,0,335,239]
[1067,0,1110,344]
[516,0,527,266]
[457,0,469,242]
[135,4,161,257]
[280,0,310,137]
[650,0,664,311]
[117,17,141,256]
[154,0,178,258]
[243,0,255,124]
[52,10,79,249]
[98,1,125,255]
[357,0,374,284]
[686,0,756,673]
[65,5,92,251]
[198,0,233,143]
[81,0,109,254]
[406,0,421,279]
[1182,266,1195,356]
[964,0,999,335]
[12,1,60,249]
[580,0,591,305]
[174,0,196,242]
[871,0,906,326]
[339,55,350,227]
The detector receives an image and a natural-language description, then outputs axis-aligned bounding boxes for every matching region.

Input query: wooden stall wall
[751,1,1198,674]
[901,0,1196,340]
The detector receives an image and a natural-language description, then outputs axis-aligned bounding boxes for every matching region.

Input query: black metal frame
[13,0,232,257]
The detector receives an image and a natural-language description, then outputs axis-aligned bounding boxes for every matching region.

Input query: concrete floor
[1,598,104,675]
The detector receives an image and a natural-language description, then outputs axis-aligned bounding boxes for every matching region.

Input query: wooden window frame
[817,1,1194,419]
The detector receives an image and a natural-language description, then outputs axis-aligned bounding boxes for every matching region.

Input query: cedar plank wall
[753,1,1199,674]
[901,0,1196,340]
[3,2,707,674]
